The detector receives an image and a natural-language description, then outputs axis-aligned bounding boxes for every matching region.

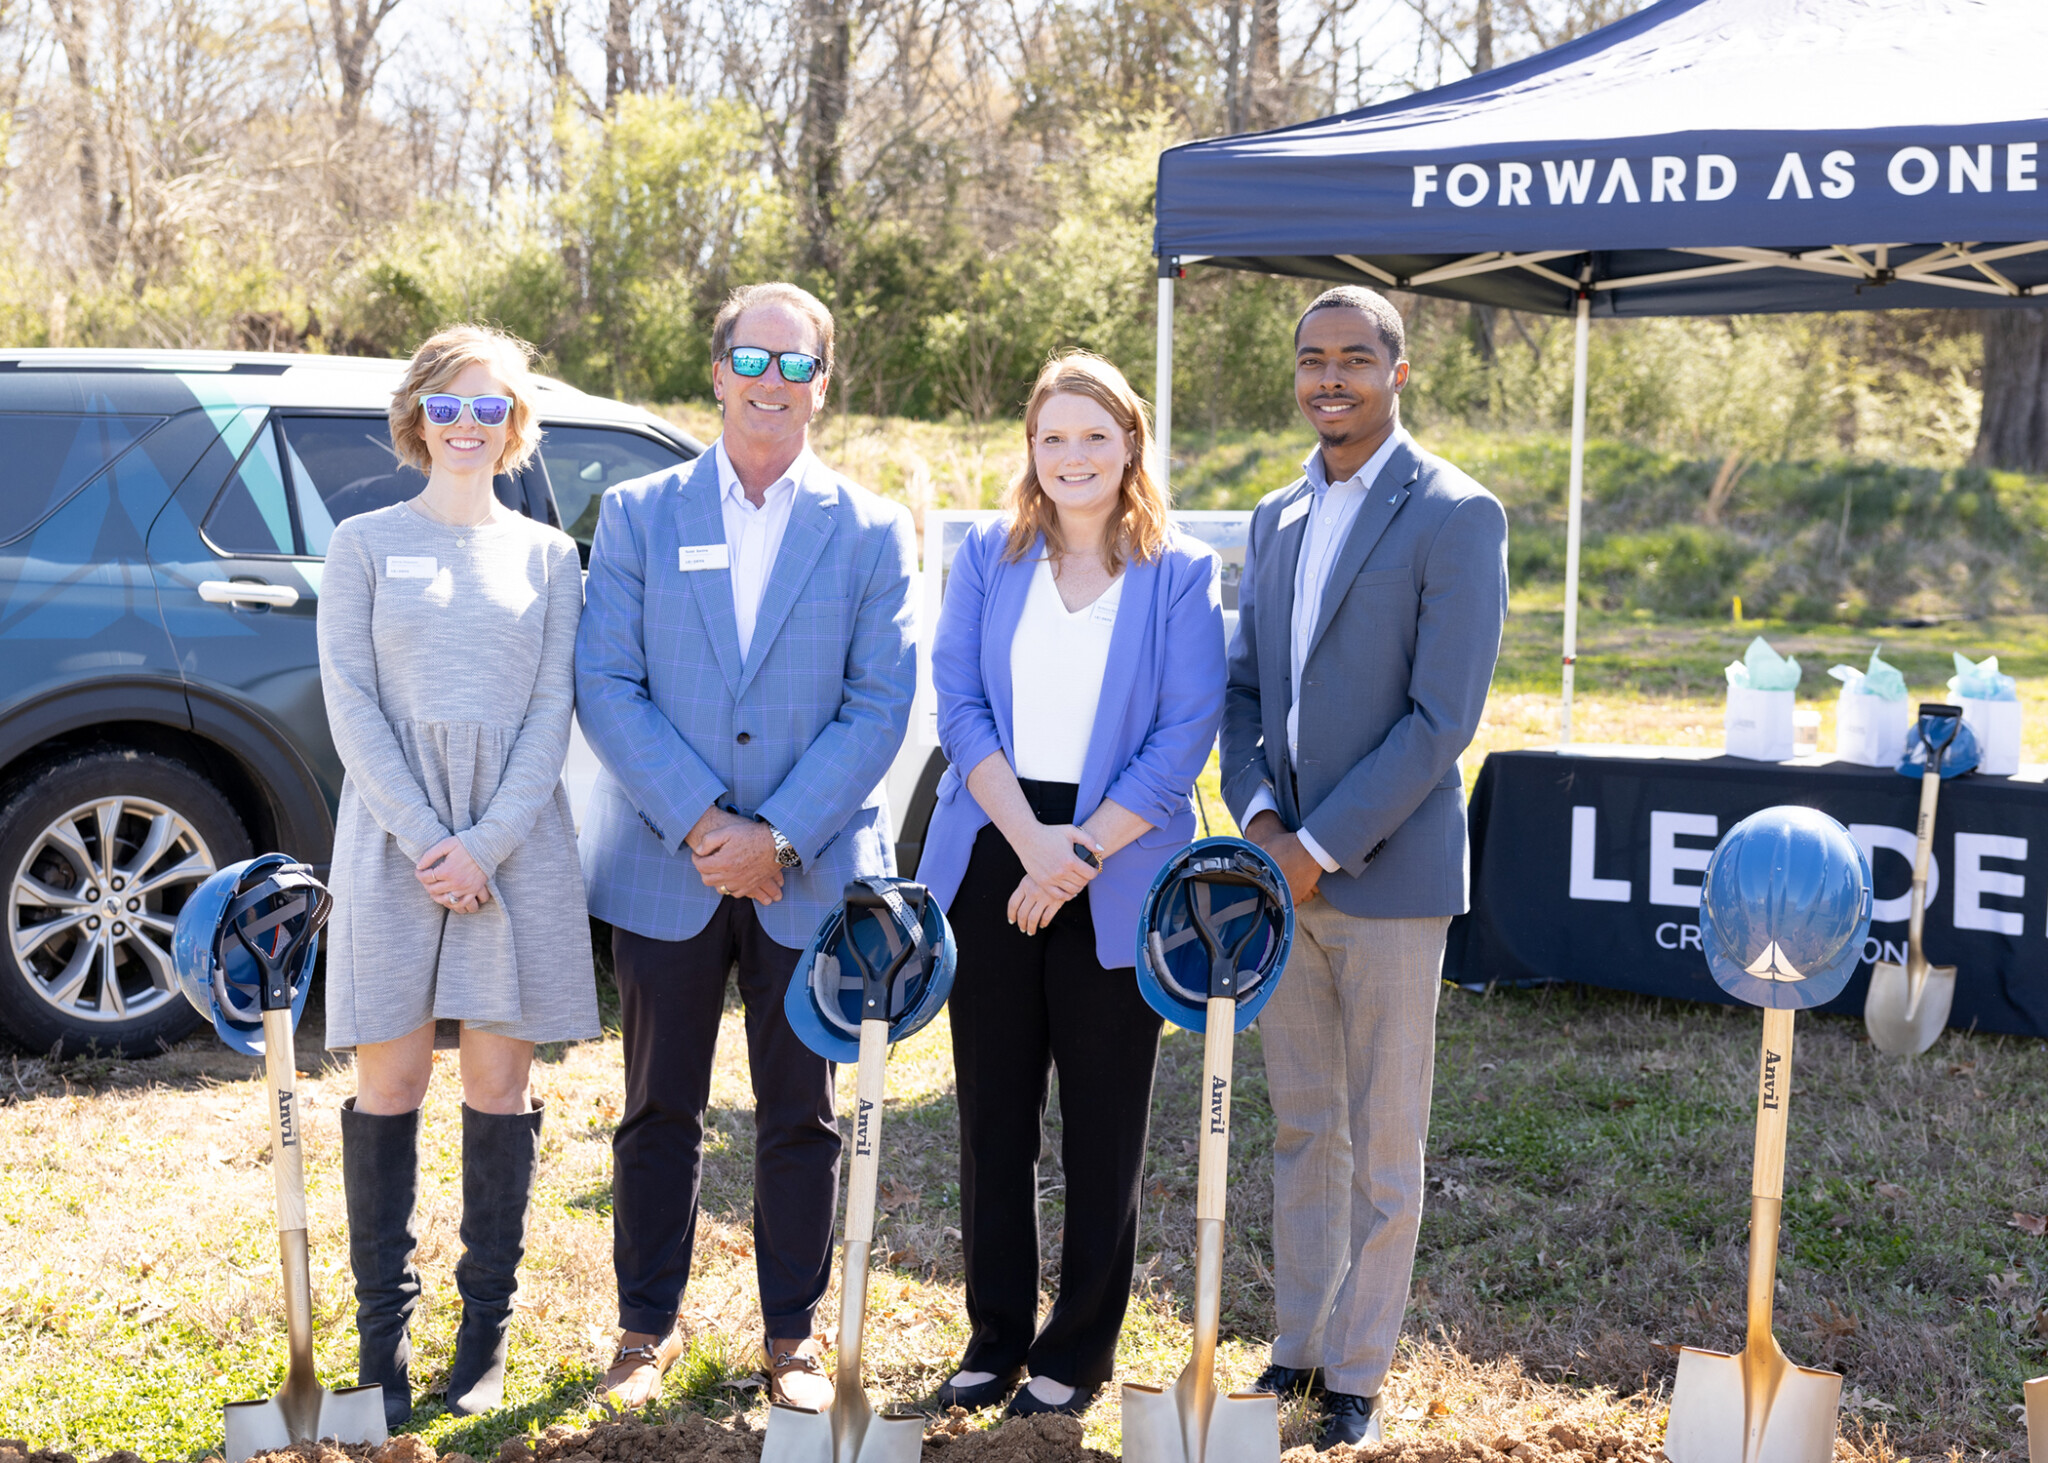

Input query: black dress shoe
[1005,1379,1097,1417]
[1251,1362,1324,1399]
[933,1366,1021,1410]
[1318,1390,1382,1450]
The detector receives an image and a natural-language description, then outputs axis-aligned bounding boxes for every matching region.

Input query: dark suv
[0,350,701,1055]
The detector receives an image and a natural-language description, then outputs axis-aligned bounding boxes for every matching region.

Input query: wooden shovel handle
[1907,768,1940,958]
[262,1007,307,1234]
[1195,999,1235,1225]
[1745,1007,1794,1349]
[837,1020,890,1393]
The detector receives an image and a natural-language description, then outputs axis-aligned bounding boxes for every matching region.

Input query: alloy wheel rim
[8,796,217,1023]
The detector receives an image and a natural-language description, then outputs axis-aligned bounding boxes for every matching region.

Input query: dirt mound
[2,1415,1683,1463]
[1281,1422,1663,1463]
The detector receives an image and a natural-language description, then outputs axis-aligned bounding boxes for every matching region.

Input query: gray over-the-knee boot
[340,1099,421,1428]
[445,1101,544,1415]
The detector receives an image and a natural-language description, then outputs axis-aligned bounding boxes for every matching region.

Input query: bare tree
[329,0,402,133]
[795,0,852,272]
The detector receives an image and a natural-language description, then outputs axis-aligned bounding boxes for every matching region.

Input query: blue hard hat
[1134,837,1294,1034]
[1699,806,1871,1010]
[1897,702,1979,779]
[785,877,957,1063]
[172,854,329,1055]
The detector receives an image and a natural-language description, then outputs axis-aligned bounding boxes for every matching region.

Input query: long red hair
[1001,352,1169,573]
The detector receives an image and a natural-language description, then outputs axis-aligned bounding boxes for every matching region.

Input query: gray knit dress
[317,501,598,1049]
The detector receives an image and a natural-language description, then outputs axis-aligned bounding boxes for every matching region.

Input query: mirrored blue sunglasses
[725,347,822,383]
[417,393,513,426]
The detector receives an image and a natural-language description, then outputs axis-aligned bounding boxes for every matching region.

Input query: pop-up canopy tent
[1152,0,2048,737]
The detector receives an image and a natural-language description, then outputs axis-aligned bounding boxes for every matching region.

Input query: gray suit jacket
[1221,432,1507,918]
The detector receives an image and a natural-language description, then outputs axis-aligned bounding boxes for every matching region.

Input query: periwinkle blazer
[919,520,1226,969]
[1220,432,1507,919]
[575,447,918,949]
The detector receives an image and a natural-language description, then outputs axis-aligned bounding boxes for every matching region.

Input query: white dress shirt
[714,439,813,661]
[1010,558,1123,784]
[1244,428,1407,872]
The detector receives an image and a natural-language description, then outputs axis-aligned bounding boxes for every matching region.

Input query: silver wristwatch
[766,822,801,868]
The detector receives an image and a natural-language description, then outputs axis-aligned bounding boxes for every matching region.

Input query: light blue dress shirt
[1244,427,1408,871]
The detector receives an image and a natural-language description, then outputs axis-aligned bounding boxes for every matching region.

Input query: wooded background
[3,0,2044,471]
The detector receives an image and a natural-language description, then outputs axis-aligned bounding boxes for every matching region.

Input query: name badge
[1278,496,1312,531]
[678,544,731,572]
[1090,597,1120,627]
[386,556,437,579]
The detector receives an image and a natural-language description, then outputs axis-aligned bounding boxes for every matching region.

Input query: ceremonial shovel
[762,887,926,1463]
[1864,703,1964,1056]
[1663,1007,1840,1463]
[224,925,386,1462]
[1123,873,1287,1463]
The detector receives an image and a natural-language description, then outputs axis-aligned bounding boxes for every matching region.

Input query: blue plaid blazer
[574,447,917,948]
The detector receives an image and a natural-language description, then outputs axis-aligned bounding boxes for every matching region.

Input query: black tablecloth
[1444,748,2048,1037]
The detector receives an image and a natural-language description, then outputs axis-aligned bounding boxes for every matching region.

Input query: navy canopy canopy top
[1154,0,2048,316]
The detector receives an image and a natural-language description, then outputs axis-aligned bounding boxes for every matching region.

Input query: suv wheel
[0,751,251,1055]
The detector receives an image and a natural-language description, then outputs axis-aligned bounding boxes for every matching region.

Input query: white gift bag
[1835,693,1911,768]
[1959,696,2023,776]
[1725,686,1795,761]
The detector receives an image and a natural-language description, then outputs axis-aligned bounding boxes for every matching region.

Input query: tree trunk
[48,0,116,272]
[1975,311,2048,472]
[1473,0,1493,73]
[604,0,637,110]
[1246,0,1279,128]
[796,0,852,275]
[1223,0,1243,133]
[330,0,402,135]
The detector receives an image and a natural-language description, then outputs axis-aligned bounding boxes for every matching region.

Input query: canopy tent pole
[1155,261,1176,492]
[1560,286,1590,746]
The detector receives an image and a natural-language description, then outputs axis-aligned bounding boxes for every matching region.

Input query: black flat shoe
[1006,1380,1096,1418]
[1252,1362,1323,1399]
[1317,1390,1382,1450]
[933,1366,1022,1410]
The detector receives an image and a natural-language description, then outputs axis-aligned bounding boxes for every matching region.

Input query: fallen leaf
[1826,1213,1853,1230]
[1814,1298,1857,1336]
[1428,1396,1452,1416]
[2010,1211,2048,1236]
[1989,1268,2027,1298]
[886,1246,920,1267]
[1874,1182,1908,1201]
[1948,1061,1977,1077]
[878,1179,920,1211]
[1840,1385,1896,1415]
[1394,1405,1426,1421]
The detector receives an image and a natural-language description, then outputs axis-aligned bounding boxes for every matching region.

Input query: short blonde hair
[1002,352,1169,574]
[389,325,543,474]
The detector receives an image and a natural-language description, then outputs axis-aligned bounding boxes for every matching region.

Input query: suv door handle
[197,579,300,608]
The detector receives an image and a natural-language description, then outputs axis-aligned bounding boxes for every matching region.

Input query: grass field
[7,419,2048,1460]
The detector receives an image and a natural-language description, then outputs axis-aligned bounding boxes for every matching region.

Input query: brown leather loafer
[766,1334,834,1411]
[603,1325,685,1409]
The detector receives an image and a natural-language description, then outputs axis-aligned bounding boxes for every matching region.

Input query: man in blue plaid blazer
[575,283,917,1411]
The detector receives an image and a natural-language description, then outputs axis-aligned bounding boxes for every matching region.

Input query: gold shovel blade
[760,1400,924,1463]
[1118,1383,1281,1463]
[1664,1341,1840,1463]
[2026,1375,2048,1463]
[223,1385,387,1463]
[1863,958,1956,1056]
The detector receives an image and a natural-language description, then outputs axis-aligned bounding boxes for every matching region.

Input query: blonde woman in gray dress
[318,324,596,1425]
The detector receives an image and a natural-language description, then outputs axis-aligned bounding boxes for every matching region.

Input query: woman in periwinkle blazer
[920,351,1226,1418]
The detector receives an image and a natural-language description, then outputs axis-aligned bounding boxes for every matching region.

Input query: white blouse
[1010,557,1123,784]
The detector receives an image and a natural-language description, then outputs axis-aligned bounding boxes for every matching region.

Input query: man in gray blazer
[1221,286,1507,1450]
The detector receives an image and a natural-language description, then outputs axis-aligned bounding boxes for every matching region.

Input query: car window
[275,414,429,553]
[0,412,163,545]
[540,424,688,547]
[200,415,296,556]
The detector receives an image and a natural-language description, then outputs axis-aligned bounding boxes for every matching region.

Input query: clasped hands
[1007,823,1104,936]
[1243,809,1324,905]
[417,836,490,913]
[687,806,785,903]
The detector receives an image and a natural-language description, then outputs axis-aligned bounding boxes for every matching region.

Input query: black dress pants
[949,781,1164,1391]
[610,898,840,1340]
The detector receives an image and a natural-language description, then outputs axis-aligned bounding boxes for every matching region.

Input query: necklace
[407,495,496,529]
